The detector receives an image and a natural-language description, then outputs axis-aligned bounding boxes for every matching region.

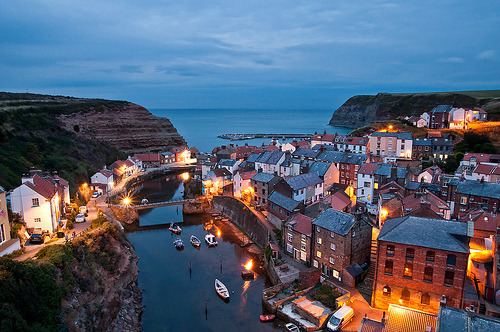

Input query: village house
[232,170,257,200]
[292,148,322,161]
[322,191,352,213]
[0,187,21,256]
[307,161,339,195]
[283,213,313,263]
[134,153,161,168]
[418,165,443,184]
[267,191,304,228]
[217,159,241,175]
[170,146,191,162]
[281,140,310,152]
[310,132,335,148]
[10,172,70,233]
[344,136,369,154]
[368,131,413,158]
[412,138,433,160]
[401,189,451,220]
[451,179,500,217]
[429,105,454,129]
[273,172,323,205]
[311,209,372,284]
[254,150,286,174]
[213,145,237,161]
[471,163,500,183]
[449,107,488,129]
[161,151,176,164]
[372,216,470,315]
[202,168,232,195]
[356,163,378,205]
[90,169,115,193]
[279,157,302,177]
[316,150,367,187]
[249,172,282,209]
[420,111,430,127]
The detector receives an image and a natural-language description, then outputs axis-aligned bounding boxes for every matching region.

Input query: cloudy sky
[0,1,498,109]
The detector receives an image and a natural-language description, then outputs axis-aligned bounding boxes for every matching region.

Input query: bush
[310,284,342,309]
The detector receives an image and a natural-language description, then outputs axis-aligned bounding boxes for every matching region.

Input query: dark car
[29,232,45,244]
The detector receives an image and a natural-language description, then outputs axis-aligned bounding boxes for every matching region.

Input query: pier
[218,133,313,141]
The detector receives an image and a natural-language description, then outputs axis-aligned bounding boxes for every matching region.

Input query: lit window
[313,260,318,268]
[403,263,413,278]
[316,251,322,258]
[317,237,322,244]
[460,197,467,205]
[383,286,391,297]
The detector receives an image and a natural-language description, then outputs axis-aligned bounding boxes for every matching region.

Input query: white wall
[11,185,56,232]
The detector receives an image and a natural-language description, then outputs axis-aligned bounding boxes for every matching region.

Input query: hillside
[329,90,500,128]
[0,92,185,191]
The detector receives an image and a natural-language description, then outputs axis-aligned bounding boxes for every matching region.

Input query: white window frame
[317,237,322,245]
[32,198,39,207]
[330,243,336,251]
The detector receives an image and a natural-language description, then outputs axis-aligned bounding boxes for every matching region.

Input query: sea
[150,109,351,153]
[128,109,350,331]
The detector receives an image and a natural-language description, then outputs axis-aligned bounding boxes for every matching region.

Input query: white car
[75,214,85,223]
[91,192,99,198]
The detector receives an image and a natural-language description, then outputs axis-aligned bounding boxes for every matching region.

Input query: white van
[79,206,87,214]
[326,305,354,331]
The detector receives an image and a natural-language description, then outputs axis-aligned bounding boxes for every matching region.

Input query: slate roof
[370,131,413,140]
[374,164,408,178]
[312,209,356,236]
[251,172,277,183]
[377,216,469,253]
[268,192,302,212]
[293,148,322,159]
[308,162,332,177]
[436,305,500,332]
[286,214,313,237]
[99,169,113,178]
[246,154,260,163]
[413,138,433,146]
[255,150,284,165]
[285,172,323,190]
[316,151,344,163]
[134,153,161,162]
[236,171,257,181]
[345,136,368,146]
[405,181,421,191]
[455,179,500,199]
[212,168,231,177]
[431,104,453,113]
[218,159,238,167]
[358,163,378,175]
[316,151,368,165]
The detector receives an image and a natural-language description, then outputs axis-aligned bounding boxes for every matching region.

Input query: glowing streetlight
[123,197,131,206]
[217,230,221,237]
[388,125,393,130]
[181,172,190,181]
[244,259,253,270]
[381,209,388,219]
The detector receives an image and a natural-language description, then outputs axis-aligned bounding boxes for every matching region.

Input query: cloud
[439,57,465,64]
[477,50,496,60]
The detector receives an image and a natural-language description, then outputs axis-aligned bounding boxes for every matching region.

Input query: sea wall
[212,196,269,249]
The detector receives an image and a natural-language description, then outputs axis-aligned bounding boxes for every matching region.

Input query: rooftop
[384,304,437,332]
[370,131,413,140]
[312,209,356,236]
[455,179,500,199]
[437,305,500,332]
[285,172,323,190]
[285,213,313,236]
[251,172,278,183]
[268,191,302,212]
[378,216,469,253]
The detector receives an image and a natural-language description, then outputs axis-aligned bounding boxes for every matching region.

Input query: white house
[217,159,241,175]
[416,118,427,128]
[91,169,115,192]
[255,150,286,174]
[10,173,70,233]
[233,170,257,198]
[368,131,413,158]
[311,132,335,148]
[279,158,301,177]
[356,163,377,204]
[420,112,430,127]
[283,172,323,205]
[417,166,442,184]
[344,136,368,154]
[471,163,499,183]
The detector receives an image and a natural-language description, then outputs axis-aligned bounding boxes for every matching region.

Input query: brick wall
[372,240,468,314]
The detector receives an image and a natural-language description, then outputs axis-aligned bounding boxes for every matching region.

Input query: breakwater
[218,133,313,140]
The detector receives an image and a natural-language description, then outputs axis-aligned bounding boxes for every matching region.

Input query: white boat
[169,222,182,234]
[173,238,184,250]
[215,279,229,300]
[141,198,148,204]
[205,234,218,247]
[190,235,201,248]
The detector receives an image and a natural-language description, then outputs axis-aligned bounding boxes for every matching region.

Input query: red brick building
[372,216,470,314]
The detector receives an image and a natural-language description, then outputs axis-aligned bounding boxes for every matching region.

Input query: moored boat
[173,238,184,250]
[141,198,148,204]
[205,234,218,247]
[215,279,229,300]
[169,222,182,234]
[259,314,275,322]
[190,235,201,248]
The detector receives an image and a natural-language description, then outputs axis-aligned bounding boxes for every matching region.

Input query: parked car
[29,229,45,244]
[75,214,85,223]
[91,192,99,198]
[79,206,87,214]
[327,305,354,331]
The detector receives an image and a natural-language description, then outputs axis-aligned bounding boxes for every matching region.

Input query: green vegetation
[273,229,282,247]
[0,220,123,330]
[310,284,342,309]
[0,93,126,191]
[454,132,498,154]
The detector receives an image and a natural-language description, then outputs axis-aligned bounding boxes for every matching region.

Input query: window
[421,293,430,305]
[374,183,379,189]
[262,189,265,195]
[384,260,393,275]
[424,266,433,282]
[0,224,5,243]
[317,237,322,244]
[313,260,318,268]
[401,289,410,301]
[444,270,454,286]
[364,182,371,188]
[272,204,276,210]
[403,262,413,278]
[329,257,334,264]
[287,233,293,242]
[460,197,467,205]
[352,230,356,237]
[262,198,265,204]
[426,251,435,263]
[32,198,39,207]
[316,227,320,233]
[34,218,41,223]
[333,270,340,279]
[286,244,293,253]
[386,245,395,257]
[406,248,415,260]
[383,286,391,297]
[330,243,336,251]
[316,251,322,258]
[301,242,306,251]
[447,254,456,266]
[330,231,334,238]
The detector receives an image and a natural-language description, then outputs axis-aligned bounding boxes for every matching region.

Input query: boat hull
[260,314,275,322]
[215,279,229,301]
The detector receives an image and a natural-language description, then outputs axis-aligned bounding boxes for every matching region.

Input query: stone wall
[212,196,269,249]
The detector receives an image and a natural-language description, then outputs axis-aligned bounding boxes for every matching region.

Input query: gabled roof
[99,169,113,178]
[458,210,499,233]
[358,163,377,175]
[463,152,492,163]
[110,160,126,170]
[324,191,352,211]
[285,172,323,190]
[312,209,356,236]
[212,168,231,177]
[370,131,412,140]
[246,154,260,163]
[292,148,322,159]
[473,163,497,175]
[431,104,453,113]
[455,179,500,199]
[124,159,135,167]
[236,171,257,181]
[255,150,284,165]
[134,153,161,162]
[23,175,58,199]
[316,150,344,163]
[308,161,333,177]
[286,213,313,237]
[251,172,278,183]
[345,136,368,146]
[218,159,238,167]
[436,305,500,332]
[268,192,302,212]
[312,133,335,142]
[375,164,408,178]
[378,216,469,253]
[413,138,433,146]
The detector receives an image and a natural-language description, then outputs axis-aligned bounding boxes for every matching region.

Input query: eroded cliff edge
[329,91,500,128]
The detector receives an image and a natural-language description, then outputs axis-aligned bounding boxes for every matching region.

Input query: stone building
[311,209,372,283]
[372,216,470,314]
[267,192,304,228]
[283,213,313,263]
[249,172,282,209]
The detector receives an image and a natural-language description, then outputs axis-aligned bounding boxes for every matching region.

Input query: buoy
[232,291,234,294]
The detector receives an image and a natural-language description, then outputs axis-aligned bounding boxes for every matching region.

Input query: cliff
[0,92,185,190]
[329,91,500,128]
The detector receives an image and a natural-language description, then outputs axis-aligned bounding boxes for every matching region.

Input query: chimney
[391,165,397,180]
[324,130,326,135]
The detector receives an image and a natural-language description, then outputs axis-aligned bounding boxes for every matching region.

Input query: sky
[0,1,499,109]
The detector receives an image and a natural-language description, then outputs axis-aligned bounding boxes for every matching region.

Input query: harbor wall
[212,196,269,249]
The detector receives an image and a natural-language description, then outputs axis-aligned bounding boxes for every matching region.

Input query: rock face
[59,102,186,153]
[329,92,500,128]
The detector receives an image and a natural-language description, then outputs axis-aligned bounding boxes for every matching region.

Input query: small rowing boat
[173,238,184,250]
[190,235,201,248]
[205,234,218,247]
[169,222,182,234]
[215,279,229,301]
[259,314,275,322]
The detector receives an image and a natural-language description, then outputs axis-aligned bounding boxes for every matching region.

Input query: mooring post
[205,301,208,320]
